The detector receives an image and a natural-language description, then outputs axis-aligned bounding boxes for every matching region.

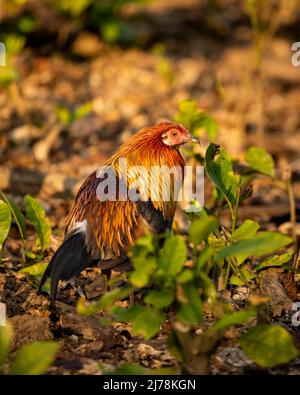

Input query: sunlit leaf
[232,219,259,240]
[10,341,59,375]
[159,235,187,276]
[113,306,163,340]
[0,200,12,249]
[239,324,298,368]
[0,321,13,365]
[216,232,293,260]
[189,215,218,246]
[205,144,240,208]
[255,252,294,271]
[211,309,257,332]
[0,191,26,240]
[24,195,51,253]
[18,262,48,282]
[245,146,275,176]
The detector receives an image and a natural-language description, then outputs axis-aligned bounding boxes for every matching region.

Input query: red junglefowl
[39,121,199,303]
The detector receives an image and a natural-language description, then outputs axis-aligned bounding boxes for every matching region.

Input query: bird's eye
[171,130,177,136]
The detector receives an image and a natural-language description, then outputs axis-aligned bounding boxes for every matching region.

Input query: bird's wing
[65,171,172,262]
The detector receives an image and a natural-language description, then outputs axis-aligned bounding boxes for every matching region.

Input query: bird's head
[157,121,199,148]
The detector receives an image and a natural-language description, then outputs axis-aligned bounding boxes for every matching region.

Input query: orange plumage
[40,121,197,303]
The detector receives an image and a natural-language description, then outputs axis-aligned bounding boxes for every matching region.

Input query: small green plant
[55,102,92,126]
[0,192,52,266]
[174,99,218,143]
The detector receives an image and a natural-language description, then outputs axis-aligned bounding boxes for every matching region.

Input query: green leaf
[245,147,275,176]
[211,309,257,333]
[189,215,218,246]
[74,102,92,121]
[205,144,240,208]
[24,195,51,253]
[177,283,203,325]
[232,219,260,240]
[0,192,26,240]
[10,341,59,375]
[113,306,164,340]
[0,321,13,365]
[55,105,71,125]
[18,262,48,282]
[174,100,218,141]
[145,290,174,309]
[77,286,132,316]
[0,200,12,249]
[216,231,293,261]
[239,324,298,368]
[200,114,218,143]
[176,268,194,284]
[256,252,294,271]
[159,235,187,276]
[130,235,157,287]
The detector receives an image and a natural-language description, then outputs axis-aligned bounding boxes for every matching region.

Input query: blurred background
[0,0,300,226]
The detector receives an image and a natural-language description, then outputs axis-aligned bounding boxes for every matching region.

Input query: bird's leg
[101,269,111,293]
[69,279,86,299]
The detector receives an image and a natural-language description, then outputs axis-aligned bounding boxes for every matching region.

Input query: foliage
[0,322,59,375]
[24,195,52,254]
[239,324,298,368]
[0,192,52,264]
[174,99,218,143]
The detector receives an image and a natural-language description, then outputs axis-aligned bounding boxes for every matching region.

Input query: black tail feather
[39,232,96,304]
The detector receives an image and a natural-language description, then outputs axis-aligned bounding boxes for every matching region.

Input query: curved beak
[188,134,200,144]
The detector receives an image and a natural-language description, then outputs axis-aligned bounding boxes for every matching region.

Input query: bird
[39,121,199,303]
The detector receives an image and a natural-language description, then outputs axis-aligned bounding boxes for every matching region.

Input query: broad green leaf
[24,195,51,253]
[256,252,294,271]
[177,304,201,326]
[130,235,157,287]
[245,147,275,176]
[176,268,194,284]
[0,321,13,365]
[113,306,163,340]
[231,220,260,264]
[177,283,203,325]
[10,341,59,375]
[18,262,48,282]
[132,308,164,339]
[0,200,12,249]
[145,290,174,309]
[239,324,298,368]
[205,144,240,208]
[130,256,157,287]
[189,216,218,246]
[199,114,218,142]
[211,309,257,333]
[216,232,293,260]
[232,219,259,240]
[0,192,26,240]
[159,235,187,276]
